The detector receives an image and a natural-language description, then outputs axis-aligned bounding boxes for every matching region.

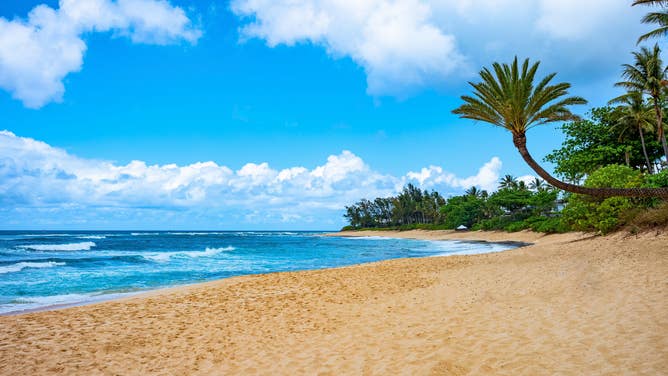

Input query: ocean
[0,231,518,314]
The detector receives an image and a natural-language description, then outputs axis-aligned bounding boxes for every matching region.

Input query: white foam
[18,242,96,251]
[12,293,92,305]
[0,261,65,274]
[428,240,516,257]
[143,246,235,263]
[0,291,141,315]
[345,236,397,240]
[167,232,226,236]
[78,235,106,239]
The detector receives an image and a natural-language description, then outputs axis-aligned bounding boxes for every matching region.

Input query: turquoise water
[0,231,518,314]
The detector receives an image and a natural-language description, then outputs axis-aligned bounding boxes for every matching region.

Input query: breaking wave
[18,242,96,251]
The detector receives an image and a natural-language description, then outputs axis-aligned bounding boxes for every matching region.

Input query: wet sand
[1,230,666,375]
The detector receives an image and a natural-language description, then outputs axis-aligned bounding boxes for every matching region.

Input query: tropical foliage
[544,106,664,182]
[453,56,668,198]
[633,0,668,43]
[342,2,668,234]
[343,184,445,229]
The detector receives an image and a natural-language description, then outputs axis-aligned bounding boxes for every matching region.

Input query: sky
[0,0,660,230]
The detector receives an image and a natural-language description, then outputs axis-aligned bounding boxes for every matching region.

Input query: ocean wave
[143,246,235,262]
[166,232,227,236]
[427,240,517,257]
[1,291,141,315]
[0,261,65,274]
[18,242,96,251]
[345,236,398,240]
[130,232,160,236]
[78,235,106,239]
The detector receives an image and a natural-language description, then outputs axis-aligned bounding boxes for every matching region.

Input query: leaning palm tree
[633,0,668,43]
[634,0,668,4]
[616,45,668,161]
[453,57,668,198]
[609,91,656,173]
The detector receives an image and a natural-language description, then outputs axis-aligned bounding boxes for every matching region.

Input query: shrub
[643,169,668,188]
[532,217,570,233]
[504,221,530,232]
[562,165,643,234]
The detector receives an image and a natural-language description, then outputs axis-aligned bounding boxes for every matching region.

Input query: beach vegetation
[343,184,446,229]
[343,2,668,234]
[633,0,668,43]
[453,57,668,198]
[545,106,664,182]
[615,44,668,161]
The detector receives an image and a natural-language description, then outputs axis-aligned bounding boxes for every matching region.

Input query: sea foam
[0,261,65,274]
[143,246,235,262]
[18,242,96,251]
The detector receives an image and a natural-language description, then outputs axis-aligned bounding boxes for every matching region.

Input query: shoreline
[1,230,666,374]
[2,231,531,317]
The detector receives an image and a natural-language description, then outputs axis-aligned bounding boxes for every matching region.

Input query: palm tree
[609,91,656,173]
[465,186,482,197]
[528,177,546,191]
[616,45,668,161]
[498,175,518,190]
[633,0,668,43]
[453,57,668,198]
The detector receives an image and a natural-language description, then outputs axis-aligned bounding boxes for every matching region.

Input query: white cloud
[0,130,507,226]
[232,0,646,99]
[231,0,466,96]
[535,0,629,41]
[0,0,200,108]
[405,156,502,192]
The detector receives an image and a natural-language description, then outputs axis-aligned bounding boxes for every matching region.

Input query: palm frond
[452,58,586,136]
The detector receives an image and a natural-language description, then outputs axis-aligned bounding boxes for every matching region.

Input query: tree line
[343,184,445,229]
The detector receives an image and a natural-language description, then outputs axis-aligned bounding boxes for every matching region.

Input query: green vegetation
[343,2,668,234]
[343,184,445,229]
[633,1,668,43]
[544,106,664,182]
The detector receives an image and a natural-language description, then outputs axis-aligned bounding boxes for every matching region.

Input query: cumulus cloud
[0,0,200,108]
[232,0,646,98]
[0,131,505,226]
[405,157,502,192]
[231,0,466,96]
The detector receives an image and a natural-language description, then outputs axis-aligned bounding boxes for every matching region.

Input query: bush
[644,169,668,188]
[504,221,530,232]
[531,217,570,233]
[583,164,643,189]
[562,165,643,234]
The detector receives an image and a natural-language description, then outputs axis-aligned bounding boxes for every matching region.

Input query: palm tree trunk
[653,99,668,161]
[512,133,668,198]
[638,125,654,173]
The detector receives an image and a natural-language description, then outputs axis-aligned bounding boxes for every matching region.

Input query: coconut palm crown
[633,0,668,43]
[615,44,668,161]
[453,57,668,198]
[608,91,656,173]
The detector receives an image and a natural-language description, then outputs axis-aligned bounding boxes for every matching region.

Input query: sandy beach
[1,229,667,375]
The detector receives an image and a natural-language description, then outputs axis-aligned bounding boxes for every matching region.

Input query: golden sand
[1,230,666,375]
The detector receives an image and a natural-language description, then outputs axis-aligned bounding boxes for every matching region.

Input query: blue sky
[0,0,660,229]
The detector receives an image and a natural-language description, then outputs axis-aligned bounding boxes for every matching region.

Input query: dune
[0,230,666,375]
